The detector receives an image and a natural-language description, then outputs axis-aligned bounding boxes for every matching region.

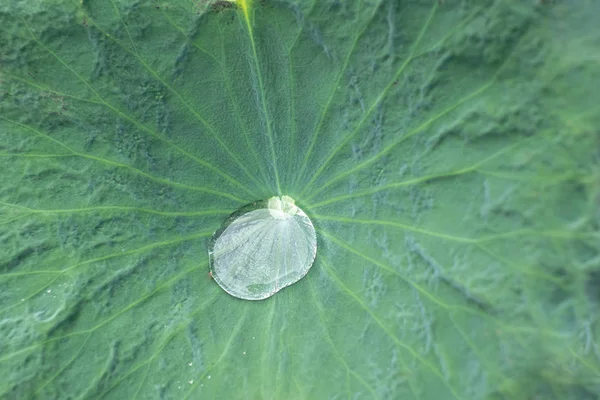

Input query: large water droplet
[208,195,317,300]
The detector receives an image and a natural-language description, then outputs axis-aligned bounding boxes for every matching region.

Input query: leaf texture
[1,0,599,399]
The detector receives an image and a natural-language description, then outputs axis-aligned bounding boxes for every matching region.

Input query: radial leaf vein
[17,20,254,199]
[307,276,380,399]
[294,0,384,187]
[0,116,244,202]
[300,2,439,196]
[97,289,222,398]
[240,0,282,194]
[0,201,230,218]
[78,9,264,196]
[0,264,209,363]
[307,138,525,208]
[184,305,249,400]
[319,257,462,400]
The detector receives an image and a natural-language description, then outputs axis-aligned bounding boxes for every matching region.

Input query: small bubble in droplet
[188,380,194,384]
[242,351,246,355]
[188,362,193,366]
[252,336,255,340]
[208,375,211,380]
[47,289,51,293]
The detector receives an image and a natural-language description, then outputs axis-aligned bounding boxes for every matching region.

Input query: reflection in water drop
[208,195,317,300]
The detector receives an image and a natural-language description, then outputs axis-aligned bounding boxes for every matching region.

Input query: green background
[1,0,599,399]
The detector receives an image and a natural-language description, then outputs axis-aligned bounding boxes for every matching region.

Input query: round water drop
[208,195,317,300]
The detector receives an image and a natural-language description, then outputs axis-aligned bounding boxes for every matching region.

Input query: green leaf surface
[1,0,599,398]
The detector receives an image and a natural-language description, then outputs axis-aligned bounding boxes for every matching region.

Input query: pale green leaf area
[1,0,599,398]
